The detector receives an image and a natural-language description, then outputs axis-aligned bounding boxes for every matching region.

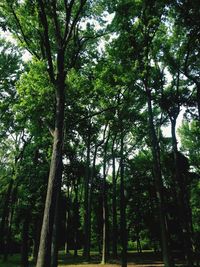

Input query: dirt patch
[59,264,164,267]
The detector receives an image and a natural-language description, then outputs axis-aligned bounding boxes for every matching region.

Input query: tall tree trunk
[51,160,62,267]
[197,85,200,121]
[0,179,14,259]
[73,183,79,258]
[21,211,30,267]
[171,119,193,267]
[101,132,110,264]
[120,129,127,267]
[65,186,70,255]
[111,135,118,259]
[146,89,174,267]
[33,218,41,261]
[83,124,91,261]
[4,186,16,261]
[36,51,65,267]
[87,143,98,260]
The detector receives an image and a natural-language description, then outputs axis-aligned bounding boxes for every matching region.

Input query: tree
[0,1,105,266]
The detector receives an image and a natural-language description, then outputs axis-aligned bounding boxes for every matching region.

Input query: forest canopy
[0,1,200,267]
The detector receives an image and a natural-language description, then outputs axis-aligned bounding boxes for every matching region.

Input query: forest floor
[58,251,186,267]
[0,251,189,267]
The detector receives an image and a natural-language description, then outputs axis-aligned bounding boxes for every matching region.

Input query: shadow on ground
[58,251,187,267]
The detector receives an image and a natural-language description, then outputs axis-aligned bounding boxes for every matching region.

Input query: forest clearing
[0,1,200,267]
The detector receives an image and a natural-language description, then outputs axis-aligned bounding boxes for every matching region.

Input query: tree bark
[111,135,118,259]
[65,186,70,255]
[0,179,14,259]
[32,218,41,261]
[120,129,127,267]
[36,50,65,267]
[146,89,174,267]
[101,132,110,264]
[21,211,30,267]
[83,124,91,261]
[73,183,79,258]
[51,160,62,267]
[197,85,200,121]
[171,119,193,266]
[87,143,98,260]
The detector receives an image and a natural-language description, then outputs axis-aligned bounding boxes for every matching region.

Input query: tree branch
[8,4,40,59]
[37,0,55,83]
[50,0,63,46]
[64,0,87,49]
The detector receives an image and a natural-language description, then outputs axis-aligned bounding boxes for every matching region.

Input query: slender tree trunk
[65,186,70,254]
[0,179,14,259]
[171,119,193,267]
[101,190,106,264]
[74,183,79,258]
[120,130,127,267]
[4,196,15,261]
[146,89,174,267]
[101,132,110,264]
[136,232,142,254]
[87,143,98,260]
[33,219,41,261]
[111,136,118,258]
[106,201,110,258]
[2,181,17,262]
[83,124,91,261]
[197,86,200,121]
[36,51,65,267]
[21,211,30,267]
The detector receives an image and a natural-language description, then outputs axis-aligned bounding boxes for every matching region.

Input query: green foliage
[179,120,200,173]
[0,0,200,266]
[15,59,54,134]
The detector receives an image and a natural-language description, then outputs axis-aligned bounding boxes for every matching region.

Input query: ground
[0,251,188,267]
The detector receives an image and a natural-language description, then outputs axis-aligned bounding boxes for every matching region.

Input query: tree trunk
[32,218,41,261]
[65,186,70,254]
[36,51,65,267]
[83,124,91,261]
[136,233,142,254]
[51,160,62,267]
[197,85,200,121]
[171,119,193,267]
[4,195,15,261]
[101,132,110,264]
[21,211,30,267]
[120,130,127,267]
[0,179,14,259]
[111,136,118,258]
[74,183,79,258]
[87,143,98,259]
[146,89,174,267]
